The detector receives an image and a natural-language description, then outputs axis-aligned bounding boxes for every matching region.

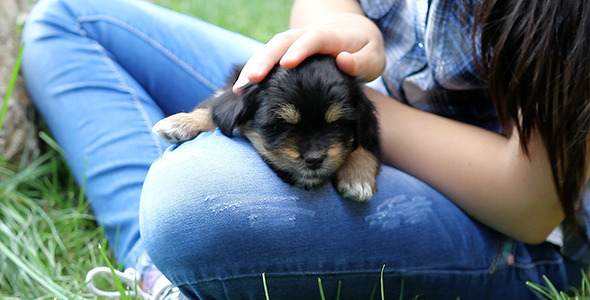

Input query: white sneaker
[85,266,188,299]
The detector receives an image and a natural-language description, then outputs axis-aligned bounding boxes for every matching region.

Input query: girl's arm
[367,88,564,244]
[236,0,565,244]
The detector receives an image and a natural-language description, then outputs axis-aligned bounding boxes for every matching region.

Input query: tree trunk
[0,0,39,165]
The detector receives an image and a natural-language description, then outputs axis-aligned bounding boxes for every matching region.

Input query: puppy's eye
[274,103,301,124]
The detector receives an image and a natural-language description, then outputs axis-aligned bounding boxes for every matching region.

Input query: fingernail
[233,75,249,93]
[281,51,297,64]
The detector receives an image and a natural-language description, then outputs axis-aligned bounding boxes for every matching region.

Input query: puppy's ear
[211,83,260,137]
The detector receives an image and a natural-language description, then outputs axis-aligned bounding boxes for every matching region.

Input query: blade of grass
[0,43,25,139]
[98,244,131,300]
[525,281,552,300]
[381,264,386,300]
[581,270,590,297]
[318,278,326,300]
[262,272,270,300]
[72,157,88,232]
[39,131,66,158]
[542,275,566,300]
[369,284,378,300]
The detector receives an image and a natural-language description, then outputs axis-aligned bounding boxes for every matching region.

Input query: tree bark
[0,0,39,165]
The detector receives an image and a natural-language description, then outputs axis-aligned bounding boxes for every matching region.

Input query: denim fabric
[21,0,588,298]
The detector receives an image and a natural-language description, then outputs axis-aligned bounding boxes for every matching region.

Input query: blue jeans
[22,0,587,299]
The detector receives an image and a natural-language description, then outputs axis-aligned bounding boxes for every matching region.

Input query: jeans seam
[511,257,565,270]
[175,267,515,287]
[76,14,218,92]
[89,38,164,157]
[487,233,508,274]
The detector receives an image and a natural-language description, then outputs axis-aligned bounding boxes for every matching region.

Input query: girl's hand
[233,12,385,93]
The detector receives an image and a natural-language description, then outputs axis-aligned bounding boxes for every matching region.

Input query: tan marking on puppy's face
[281,143,300,162]
[325,101,350,123]
[326,141,351,168]
[275,103,301,124]
[241,125,291,166]
[240,125,273,159]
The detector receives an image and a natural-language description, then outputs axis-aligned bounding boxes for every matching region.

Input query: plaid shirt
[361,0,501,133]
[360,0,590,263]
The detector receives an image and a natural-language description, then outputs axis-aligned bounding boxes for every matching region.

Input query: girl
[22,0,589,298]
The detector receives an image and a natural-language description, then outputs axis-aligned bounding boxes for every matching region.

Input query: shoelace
[85,266,176,299]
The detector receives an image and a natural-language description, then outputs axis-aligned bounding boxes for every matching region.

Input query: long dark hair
[474,0,590,230]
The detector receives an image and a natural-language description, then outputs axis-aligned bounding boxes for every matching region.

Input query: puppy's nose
[303,152,326,170]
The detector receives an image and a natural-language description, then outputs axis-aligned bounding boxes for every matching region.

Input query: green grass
[153,0,291,43]
[1,0,589,299]
[0,147,112,299]
[527,273,590,300]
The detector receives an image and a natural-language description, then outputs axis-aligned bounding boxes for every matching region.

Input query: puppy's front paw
[336,178,377,202]
[153,108,216,143]
[334,147,380,201]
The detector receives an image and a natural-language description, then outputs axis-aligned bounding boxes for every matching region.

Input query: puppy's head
[217,55,376,189]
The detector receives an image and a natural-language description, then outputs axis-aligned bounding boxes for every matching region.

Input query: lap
[140,130,574,299]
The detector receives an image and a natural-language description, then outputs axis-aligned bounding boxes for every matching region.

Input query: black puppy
[153,55,381,201]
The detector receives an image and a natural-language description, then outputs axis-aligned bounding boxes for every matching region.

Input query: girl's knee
[139,130,293,272]
[141,130,281,199]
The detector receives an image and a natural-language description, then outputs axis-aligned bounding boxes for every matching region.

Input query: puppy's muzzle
[303,151,327,170]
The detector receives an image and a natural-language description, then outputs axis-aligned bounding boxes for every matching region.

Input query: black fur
[197,55,381,191]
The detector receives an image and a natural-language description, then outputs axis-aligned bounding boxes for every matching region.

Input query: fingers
[335,51,357,77]
[336,43,385,82]
[278,27,343,68]
[233,27,344,93]
[233,29,306,93]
